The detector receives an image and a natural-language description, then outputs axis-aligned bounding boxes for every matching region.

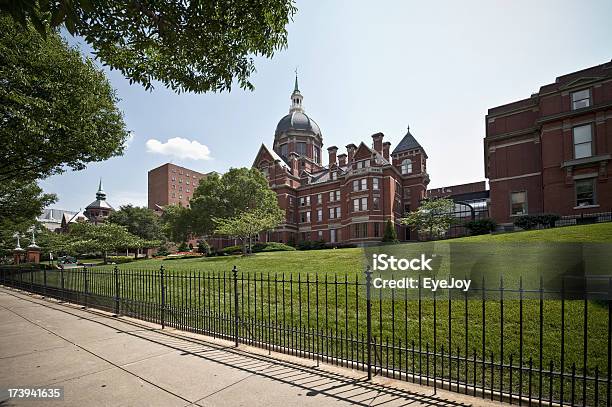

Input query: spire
[289,71,304,113]
[96,178,107,201]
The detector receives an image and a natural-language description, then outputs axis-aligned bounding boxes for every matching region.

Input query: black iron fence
[1,266,611,406]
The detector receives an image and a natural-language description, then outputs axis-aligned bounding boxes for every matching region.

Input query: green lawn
[8,222,612,405]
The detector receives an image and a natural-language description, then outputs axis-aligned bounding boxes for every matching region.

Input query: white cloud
[145,137,212,160]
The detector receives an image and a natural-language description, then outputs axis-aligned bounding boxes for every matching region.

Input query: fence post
[365,265,373,380]
[233,266,239,347]
[114,265,120,316]
[43,267,47,297]
[60,266,65,302]
[160,265,165,329]
[83,266,89,309]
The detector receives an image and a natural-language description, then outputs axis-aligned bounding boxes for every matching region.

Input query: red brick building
[485,60,612,225]
[148,163,212,212]
[252,77,430,245]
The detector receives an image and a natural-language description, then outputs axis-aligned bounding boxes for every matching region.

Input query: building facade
[485,60,612,224]
[252,77,430,245]
[148,163,211,212]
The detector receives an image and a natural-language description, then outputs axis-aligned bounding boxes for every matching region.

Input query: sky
[40,0,612,210]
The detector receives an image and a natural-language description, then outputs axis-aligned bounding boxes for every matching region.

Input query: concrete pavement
[0,286,506,406]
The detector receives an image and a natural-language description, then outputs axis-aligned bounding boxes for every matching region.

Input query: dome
[275,111,321,138]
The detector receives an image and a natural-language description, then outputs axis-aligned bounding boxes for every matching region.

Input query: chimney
[327,146,338,167]
[382,142,391,161]
[337,153,347,167]
[289,152,300,176]
[346,144,357,165]
[372,133,384,154]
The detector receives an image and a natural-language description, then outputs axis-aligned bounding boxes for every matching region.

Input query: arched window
[401,159,413,175]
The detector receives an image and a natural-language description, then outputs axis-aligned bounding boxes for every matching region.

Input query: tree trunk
[242,238,247,256]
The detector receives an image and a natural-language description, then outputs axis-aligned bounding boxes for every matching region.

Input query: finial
[294,68,299,92]
[98,178,104,192]
[407,124,410,131]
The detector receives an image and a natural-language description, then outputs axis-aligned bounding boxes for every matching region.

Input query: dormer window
[571,89,591,110]
[401,159,413,175]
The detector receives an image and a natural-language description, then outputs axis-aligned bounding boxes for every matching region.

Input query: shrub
[197,240,211,255]
[464,218,497,235]
[513,215,539,230]
[219,245,243,255]
[252,242,296,252]
[325,242,357,249]
[177,241,189,252]
[106,256,135,264]
[382,219,398,242]
[535,213,561,228]
[297,239,327,250]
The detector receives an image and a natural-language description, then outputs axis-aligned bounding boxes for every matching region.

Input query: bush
[325,242,357,249]
[106,256,135,264]
[297,239,327,250]
[177,241,189,252]
[382,219,398,242]
[535,213,561,228]
[464,218,497,235]
[513,215,539,230]
[252,242,296,252]
[513,213,561,230]
[197,240,211,256]
[219,245,243,255]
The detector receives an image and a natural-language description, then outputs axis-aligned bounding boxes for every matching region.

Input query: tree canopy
[400,198,455,240]
[189,168,282,237]
[107,205,164,241]
[1,0,297,93]
[215,208,284,255]
[0,15,129,184]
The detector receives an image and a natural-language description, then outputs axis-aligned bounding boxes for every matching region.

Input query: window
[373,197,380,210]
[280,144,288,158]
[172,184,176,189]
[330,229,337,243]
[353,179,367,191]
[317,209,323,222]
[374,223,380,237]
[314,146,321,163]
[576,179,596,206]
[300,196,311,207]
[571,89,591,110]
[329,207,341,219]
[179,194,183,199]
[573,124,592,159]
[510,191,527,216]
[318,231,323,240]
[179,186,183,191]
[296,142,307,156]
[171,177,176,181]
[329,190,340,202]
[356,160,370,169]
[172,193,176,198]
[186,180,190,185]
[261,166,269,177]
[300,211,311,223]
[373,178,380,190]
[352,223,368,238]
[353,198,368,212]
[179,178,183,183]
[401,159,413,175]
[331,171,337,180]
[186,188,190,193]
[317,194,322,204]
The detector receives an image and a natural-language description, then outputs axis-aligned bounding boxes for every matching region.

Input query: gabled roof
[392,127,422,155]
[253,144,290,170]
[354,142,390,165]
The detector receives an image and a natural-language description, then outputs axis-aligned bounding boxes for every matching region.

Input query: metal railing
[1,265,610,406]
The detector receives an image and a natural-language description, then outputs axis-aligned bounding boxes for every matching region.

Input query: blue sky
[41,0,612,210]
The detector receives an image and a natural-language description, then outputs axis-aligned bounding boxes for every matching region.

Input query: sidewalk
[0,287,505,406]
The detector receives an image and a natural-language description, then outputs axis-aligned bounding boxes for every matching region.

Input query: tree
[189,168,282,237]
[400,198,455,240]
[160,204,191,243]
[1,1,297,94]
[107,205,163,240]
[0,180,56,257]
[0,16,129,184]
[382,219,398,243]
[214,209,283,255]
